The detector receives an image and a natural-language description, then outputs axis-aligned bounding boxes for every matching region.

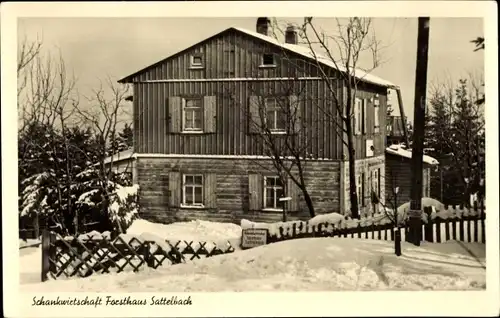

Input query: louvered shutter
[168,96,182,133]
[203,96,217,133]
[204,173,217,208]
[248,173,263,210]
[168,171,181,207]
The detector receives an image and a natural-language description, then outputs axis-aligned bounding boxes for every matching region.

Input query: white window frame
[265,97,287,133]
[260,53,276,68]
[190,54,203,68]
[263,176,284,211]
[182,174,204,207]
[182,97,203,132]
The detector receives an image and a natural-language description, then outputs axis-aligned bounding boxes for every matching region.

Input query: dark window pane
[185,187,193,204]
[194,175,203,185]
[263,54,274,65]
[193,109,202,129]
[265,189,275,208]
[194,187,202,203]
[185,175,194,184]
[192,56,202,64]
[266,111,275,129]
[276,110,287,130]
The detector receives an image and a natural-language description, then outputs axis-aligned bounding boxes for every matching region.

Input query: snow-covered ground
[20,237,485,292]
[127,218,242,249]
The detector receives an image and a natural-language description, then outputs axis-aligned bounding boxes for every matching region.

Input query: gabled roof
[119,26,397,88]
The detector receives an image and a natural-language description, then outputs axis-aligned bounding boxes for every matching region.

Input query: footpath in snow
[20,236,486,292]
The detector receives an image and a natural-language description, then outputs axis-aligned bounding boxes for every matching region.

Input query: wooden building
[385,144,439,206]
[118,17,398,224]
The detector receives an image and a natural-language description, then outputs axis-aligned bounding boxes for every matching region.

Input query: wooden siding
[133,79,344,159]
[136,157,340,224]
[130,29,333,82]
[385,154,432,205]
[340,83,388,160]
[129,28,387,160]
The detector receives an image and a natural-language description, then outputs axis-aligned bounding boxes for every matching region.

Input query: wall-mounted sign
[241,228,268,249]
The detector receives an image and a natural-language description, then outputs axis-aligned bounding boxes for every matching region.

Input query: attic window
[190,54,203,68]
[261,53,276,67]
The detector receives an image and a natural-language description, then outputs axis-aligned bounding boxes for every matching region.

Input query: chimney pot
[285,24,298,44]
[256,17,271,36]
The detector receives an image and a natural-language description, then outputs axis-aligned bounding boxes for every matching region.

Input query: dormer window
[260,53,276,67]
[190,54,203,68]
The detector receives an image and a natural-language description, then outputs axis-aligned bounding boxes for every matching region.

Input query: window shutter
[362,99,367,134]
[374,100,380,134]
[354,98,362,135]
[168,96,182,133]
[168,171,181,207]
[248,96,261,134]
[203,95,217,133]
[288,95,300,134]
[248,173,263,210]
[204,173,217,208]
[287,177,299,211]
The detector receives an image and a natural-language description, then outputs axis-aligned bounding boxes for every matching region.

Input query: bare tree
[231,80,317,219]
[288,17,384,219]
[74,77,132,233]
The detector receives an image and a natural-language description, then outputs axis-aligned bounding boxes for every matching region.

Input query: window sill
[189,66,204,70]
[182,130,204,134]
[262,208,284,212]
[258,65,277,69]
[270,130,287,135]
[180,204,205,209]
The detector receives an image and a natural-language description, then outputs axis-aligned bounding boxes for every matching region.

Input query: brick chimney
[256,17,271,36]
[285,24,298,44]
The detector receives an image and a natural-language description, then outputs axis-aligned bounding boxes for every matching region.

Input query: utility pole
[408,17,431,246]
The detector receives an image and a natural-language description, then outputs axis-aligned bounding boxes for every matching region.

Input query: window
[374,102,380,133]
[190,55,203,68]
[182,174,204,206]
[183,98,203,131]
[265,97,287,132]
[261,53,275,66]
[264,176,284,209]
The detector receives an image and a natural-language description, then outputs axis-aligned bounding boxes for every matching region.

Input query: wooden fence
[266,208,486,245]
[41,231,235,282]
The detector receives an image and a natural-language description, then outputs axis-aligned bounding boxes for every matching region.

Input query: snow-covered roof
[386,144,439,165]
[234,27,398,88]
[103,148,135,165]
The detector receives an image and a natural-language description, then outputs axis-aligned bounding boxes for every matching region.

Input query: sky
[18,17,484,123]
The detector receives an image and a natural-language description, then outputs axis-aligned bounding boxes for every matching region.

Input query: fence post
[423,207,433,242]
[41,230,52,282]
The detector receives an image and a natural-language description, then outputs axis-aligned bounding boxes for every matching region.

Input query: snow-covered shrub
[108,184,140,232]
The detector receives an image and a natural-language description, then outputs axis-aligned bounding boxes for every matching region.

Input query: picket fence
[265,206,486,245]
[40,205,485,282]
[41,231,235,282]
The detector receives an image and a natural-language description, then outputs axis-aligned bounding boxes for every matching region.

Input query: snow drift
[20,238,486,292]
